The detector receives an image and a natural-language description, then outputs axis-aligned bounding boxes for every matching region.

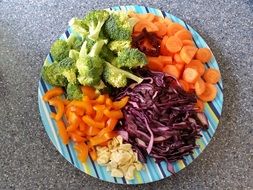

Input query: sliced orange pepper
[56,120,69,144]
[89,131,117,146]
[74,143,88,162]
[70,133,85,143]
[93,104,106,111]
[43,87,64,102]
[94,110,104,121]
[48,98,65,120]
[79,121,88,132]
[81,86,97,100]
[68,100,95,116]
[103,109,123,119]
[89,146,97,161]
[62,99,70,106]
[105,98,113,109]
[70,106,85,116]
[112,96,129,110]
[95,95,106,104]
[97,118,118,137]
[85,125,100,136]
[82,115,105,129]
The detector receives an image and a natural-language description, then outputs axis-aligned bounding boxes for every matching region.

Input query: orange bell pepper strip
[93,105,106,111]
[70,106,85,116]
[95,95,106,104]
[105,98,113,109]
[89,131,117,146]
[89,146,97,161]
[97,118,118,137]
[79,120,88,132]
[103,109,123,119]
[85,125,100,136]
[70,132,85,143]
[56,120,69,144]
[48,98,65,121]
[67,100,95,116]
[82,115,105,129]
[43,87,64,102]
[112,96,129,110]
[94,110,104,121]
[81,86,97,100]
[74,143,88,162]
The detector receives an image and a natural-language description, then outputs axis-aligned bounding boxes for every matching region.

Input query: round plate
[38,5,223,184]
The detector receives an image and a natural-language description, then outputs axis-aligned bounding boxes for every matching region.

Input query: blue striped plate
[38,5,223,184]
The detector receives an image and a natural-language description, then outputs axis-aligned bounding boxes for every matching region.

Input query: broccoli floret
[69,18,89,39]
[83,10,109,41]
[104,11,137,41]
[76,40,105,86]
[41,62,67,87]
[69,49,80,62]
[108,40,131,53]
[66,83,83,100]
[66,33,83,51]
[59,57,77,83]
[103,62,143,88]
[100,45,116,62]
[114,48,147,69]
[50,39,70,62]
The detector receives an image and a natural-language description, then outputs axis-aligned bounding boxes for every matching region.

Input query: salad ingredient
[203,68,221,84]
[66,33,83,51]
[182,67,200,83]
[194,78,206,96]
[174,53,184,64]
[58,57,77,83]
[165,36,183,53]
[115,48,147,69]
[154,21,167,37]
[163,64,180,79]
[50,39,70,62]
[197,83,217,102]
[76,40,105,86]
[179,46,198,64]
[43,86,129,162]
[103,62,143,88]
[179,79,190,92]
[195,48,212,63]
[174,29,192,40]
[115,69,208,172]
[147,57,164,71]
[69,18,89,39]
[108,40,131,53]
[69,49,80,61]
[182,39,195,46]
[104,11,137,41]
[66,83,83,100]
[186,59,205,76]
[96,135,143,180]
[42,87,64,101]
[195,99,204,112]
[83,10,110,41]
[166,23,185,36]
[134,20,159,33]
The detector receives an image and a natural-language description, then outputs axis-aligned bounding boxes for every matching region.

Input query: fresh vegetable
[76,40,105,86]
[69,18,89,38]
[195,48,212,63]
[163,65,180,79]
[186,59,205,76]
[182,67,200,83]
[83,10,110,41]
[197,83,217,102]
[43,87,64,101]
[103,62,143,88]
[174,29,192,40]
[165,36,183,53]
[50,39,70,62]
[66,83,83,100]
[203,68,221,84]
[179,46,198,64]
[108,40,131,53]
[114,69,208,173]
[104,11,137,40]
[166,23,185,36]
[194,78,206,96]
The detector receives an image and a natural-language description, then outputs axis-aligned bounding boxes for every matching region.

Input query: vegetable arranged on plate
[41,9,221,179]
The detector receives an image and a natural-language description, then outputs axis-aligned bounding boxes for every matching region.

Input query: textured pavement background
[0,0,252,189]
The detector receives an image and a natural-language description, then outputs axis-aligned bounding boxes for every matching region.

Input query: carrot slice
[179,80,190,92]
[203,68,221,84]
[154,21,167,37]
[165,36,183,53]
[159,56,173,65]
[43,87,64,102]
[167,23,185,36]
[198,83,217,102]
[134,20,159,33]
[182,40,195,46]
[195,99,205,112]
[160,36,171,56]
[81,86,97,100]
[136,13,156,22]
[163,18,173,26]
[195,48,212,63]
[180,45,198,64]
[186,59,205,76]
[194,78,206,95]
[175,62,185,73]
[163,65,180,79]
[175,29,192,40]
[182,67,200,83]
[174,53,185,64]
[147,56,163,71]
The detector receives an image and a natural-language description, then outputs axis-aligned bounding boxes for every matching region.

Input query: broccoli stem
[105,62,143,84]
[88,40,106,57]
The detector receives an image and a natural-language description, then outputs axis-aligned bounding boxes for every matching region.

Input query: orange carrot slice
[198,83,217,102]
[186,59,205,76]
[175,29,192,40]
[165,36,183,53]
[203,68,221,84]
[179,79,190,92]
[180,45,198,64]
[163,64,180,79]
[167,23,185,36]
[195,48,212,63]
[182,67,200,83]
[182,40,195,46]
[194,78,206,95]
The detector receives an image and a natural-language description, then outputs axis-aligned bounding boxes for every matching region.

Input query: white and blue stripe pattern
[38,5,223,184]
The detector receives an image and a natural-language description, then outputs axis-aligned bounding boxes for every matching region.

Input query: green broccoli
[83,10,109,41]
[59,57,77,83]
[103,61,143,88]
[66,83,83,100]
[76,40,105,86]
[66,33,83,51]
[114,48,147,69]
[41,61,67,87]
[69,18,89,39]
[69,49,80,62]
[108,40,131,53]
[104,11,137,41]
[50,39,70,62]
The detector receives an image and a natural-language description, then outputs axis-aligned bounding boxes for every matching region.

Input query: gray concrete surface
[0,0,252,189]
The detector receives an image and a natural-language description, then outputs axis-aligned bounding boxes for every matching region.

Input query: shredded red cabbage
[115,69,209,173]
